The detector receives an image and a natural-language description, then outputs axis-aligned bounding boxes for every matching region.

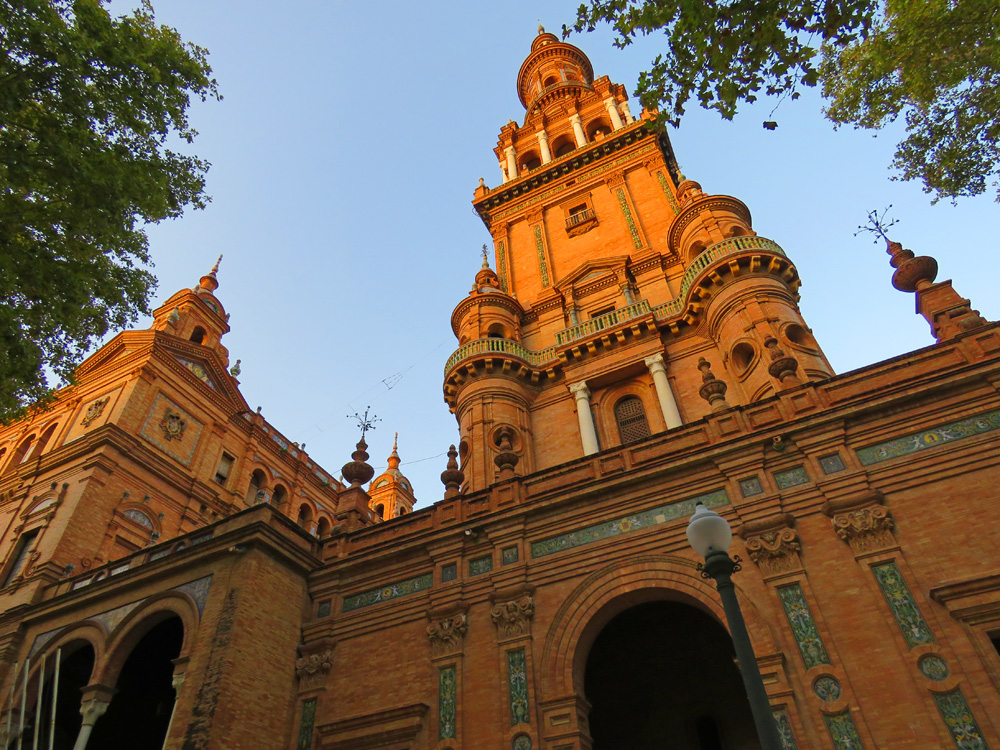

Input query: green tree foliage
[566,0,1000,202]
[0,0,218,421]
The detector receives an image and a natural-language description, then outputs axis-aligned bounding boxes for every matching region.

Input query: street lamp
[686,503,784,750]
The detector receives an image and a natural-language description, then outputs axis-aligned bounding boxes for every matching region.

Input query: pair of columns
[500,100,635,182]
[569,354,682,455]
[70,673,184,750]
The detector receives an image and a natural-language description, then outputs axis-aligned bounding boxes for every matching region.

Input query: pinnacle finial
[392,431,399,455]
[482,244,490,269]
[211,254,223,275]
[538,20,545,35]
[199,254,222,293]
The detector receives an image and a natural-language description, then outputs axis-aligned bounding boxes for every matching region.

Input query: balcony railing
[555,300,652,345]
[444,237,787,375]
[566,208,596,228]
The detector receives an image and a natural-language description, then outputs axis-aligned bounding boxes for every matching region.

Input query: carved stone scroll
[491,595,534,640]
[739,513,801,578]
[296,646,334,690]
[822,491,895,555]
[426,613,469,656]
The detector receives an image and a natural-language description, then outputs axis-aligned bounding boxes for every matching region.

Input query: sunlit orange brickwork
[0,28,998,750]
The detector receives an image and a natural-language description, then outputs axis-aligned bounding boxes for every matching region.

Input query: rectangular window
[214,452,235,485]
[3,529,40,588]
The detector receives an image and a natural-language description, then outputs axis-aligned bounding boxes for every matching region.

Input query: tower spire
[200,254,223,293]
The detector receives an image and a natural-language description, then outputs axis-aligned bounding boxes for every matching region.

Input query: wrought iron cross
[482,244,489,266]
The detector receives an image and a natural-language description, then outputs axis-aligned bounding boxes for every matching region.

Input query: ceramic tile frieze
[615,188,643,249]
[469,555,493,576]
[502,546,519,565]
[934,689,988,749]
[856,409,1000,465]
[438,665,457,740]
[342,573,432,612]
[773,710,798,750]
[871,562,934,647]
[814,676,842,702]
[296,698,317,750]
[774,466,810,490]
[531,489,728,558]
[820,453,846,474]
[508,648,530,725]
[824,711,865,750]
[656,171,681,214]
[777,584,831,668]
[497,240,509,292]
[533,225,550,287]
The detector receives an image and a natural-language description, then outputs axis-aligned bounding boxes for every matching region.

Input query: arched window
[189,327,206,344]
[272,484,288,509]
[297,503,313,529]
[615,396,651,445]
[374,504,385,520]
[317,517,331,538]
[29,423,58,460]
[245,469,267,505]
[543,75,557,88]
[552,135,575,157]
[11,434,35,468]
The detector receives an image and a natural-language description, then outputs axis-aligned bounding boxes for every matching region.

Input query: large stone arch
[95,591,199,687]
[539,553,781,702]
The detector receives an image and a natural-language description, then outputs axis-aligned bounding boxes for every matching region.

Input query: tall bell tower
[445,29,834,492]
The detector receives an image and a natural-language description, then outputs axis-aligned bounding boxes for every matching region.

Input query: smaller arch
[374,504,385,520]
[783,322,821,353]
[520,150,541,171]
[543,75,558,88]
[10,433,36,468]
[316,517,332,538]
[586,118,611,141]
[271,483,288,510]
[246,468,268,505]
[731,341,758,378]
[486,322,509,339]
[29,423,59,460]
[189,326,207,344]
[551,134,575,157]
[297,502,314,529]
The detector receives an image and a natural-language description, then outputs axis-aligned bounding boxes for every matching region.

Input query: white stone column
[569,382,600,455]
[505,146,518,180]
[73,698,110,750]
[645,354,683,429]
[620,101,635,124]
[604,97,625,130]
[161,673,186,750]
[500,159,509,183]
[569,114,587,147]
[537,130,552,164]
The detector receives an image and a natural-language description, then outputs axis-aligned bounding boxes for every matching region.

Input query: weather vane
[482,244,489,266]
[855,205,898,244]
[348,406,380,440]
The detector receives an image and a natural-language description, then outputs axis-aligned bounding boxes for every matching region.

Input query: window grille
[615,397,650,444]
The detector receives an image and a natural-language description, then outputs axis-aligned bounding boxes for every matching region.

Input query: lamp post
[686,503,784,750]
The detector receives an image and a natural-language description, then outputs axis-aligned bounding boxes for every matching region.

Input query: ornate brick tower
[445,29,835,492]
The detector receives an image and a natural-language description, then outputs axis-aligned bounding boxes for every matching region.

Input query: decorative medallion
[814,676,842,702]
[778,584,831,668]
[470,555,493,576]
[427,613,469,656]
[507,648,530,725]
[512,734,532,750]
[739,476,764,497]
[441,563,457,582]
[774,466,810,490]
[491,595,535,639]
[871,562,934,648]
[159,408,186,442]
[824,711,865,750]
[81,397,110,427]
[502,546,519,565]
[933,689,988,749]
[820,453,846,474]
[438,665,457,740]
[918,654,950,681]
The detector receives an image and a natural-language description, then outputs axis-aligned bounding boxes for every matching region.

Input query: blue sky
[116,1,997,506]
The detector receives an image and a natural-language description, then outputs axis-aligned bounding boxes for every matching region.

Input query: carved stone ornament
[296,650,333,684]
[491,595,534,639]
[159,408,186,442]
[833,505,895,553]
[426,613,469,656]
[81,397,110,427]
[739,513,801,577]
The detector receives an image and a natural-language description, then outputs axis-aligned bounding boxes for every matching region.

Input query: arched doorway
[584,600,760,750]
[88,616,183,750]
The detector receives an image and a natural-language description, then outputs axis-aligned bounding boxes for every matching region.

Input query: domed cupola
[368,434,416,520]
[451,250,524,345]
[517,25,595,116]
[150,256,232,365]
